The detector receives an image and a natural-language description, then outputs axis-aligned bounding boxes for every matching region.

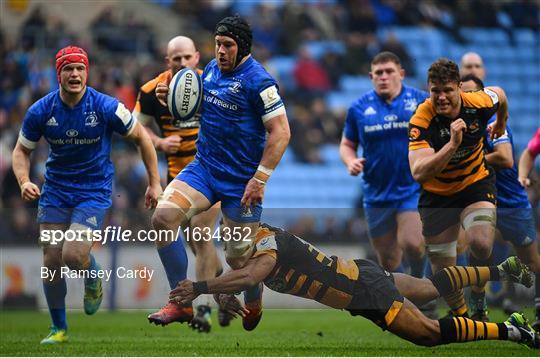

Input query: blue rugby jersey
[485,116,531,209]
[197,57,285,182]
[343,85,428,203]
[19,87,136,193]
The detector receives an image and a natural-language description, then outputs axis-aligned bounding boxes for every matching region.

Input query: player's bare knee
[225,243,254,269]
[43,250,62,270]
[403,241,424,260]
[62,248,87,270]
[191,239,217,255]
[384,258,402,272]
[469,239,492,260]
[152,209,176,230]
[380,250,402,271]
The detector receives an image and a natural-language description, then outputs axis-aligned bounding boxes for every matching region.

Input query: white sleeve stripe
[132,111,154,126]
[483,88,499,105]
[262,106,286,123]
[18,132,37,149]
[115,103,133,126]
[124,118,137,136]
[260,85,281,109]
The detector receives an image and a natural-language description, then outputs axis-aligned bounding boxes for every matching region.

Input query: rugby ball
[167,68,203,121]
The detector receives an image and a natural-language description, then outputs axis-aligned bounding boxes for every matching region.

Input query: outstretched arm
[170,254,276,304]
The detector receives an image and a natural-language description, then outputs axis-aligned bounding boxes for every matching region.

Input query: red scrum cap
[55,46,89,81]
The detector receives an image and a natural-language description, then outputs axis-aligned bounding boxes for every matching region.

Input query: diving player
[11,46,162,344]
[170,223,538,349]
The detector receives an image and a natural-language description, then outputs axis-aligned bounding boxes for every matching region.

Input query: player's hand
[170,279,198,304]
[518,176,531,188]
[214,293,248,318]
[155,71,172,107]
[450,118,466,147]
[346,158,366,176]
[241,178,265,208]
[487,120,505,141]
[157,135,182,154]
[20,181,40,201]
[144,183,163,209]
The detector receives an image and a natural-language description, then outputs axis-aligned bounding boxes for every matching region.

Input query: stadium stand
[1,0,539,245]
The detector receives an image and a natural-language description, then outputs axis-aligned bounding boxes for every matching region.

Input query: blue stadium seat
[304,41,346,60]
[265,159,360,212]
[514,29,537,45]
[326,91,359,111]
[267,56,296,89]
[339,76,372,93]
[319,144,342,165]
[462,28,509,44]
[267,56,295,76]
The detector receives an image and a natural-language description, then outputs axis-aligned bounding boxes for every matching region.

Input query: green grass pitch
[0,308,535,356]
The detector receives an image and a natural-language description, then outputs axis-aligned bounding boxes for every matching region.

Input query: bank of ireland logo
[85,112,99,127]
[66,129,78,137]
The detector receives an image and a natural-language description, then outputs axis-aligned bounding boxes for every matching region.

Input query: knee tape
[158,187,197,221]
[70,223,94,246]
[427,241,457,258]
[462,208,496,230]
[224,238,255,262]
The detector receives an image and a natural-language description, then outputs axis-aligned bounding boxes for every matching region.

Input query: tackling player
[408,58,508,319]
[340,52,428,281]
[461,74,540,330]
[133,36,226,332]
[153,15,290,331]
[11,46,162,344]
[170,223,538,348]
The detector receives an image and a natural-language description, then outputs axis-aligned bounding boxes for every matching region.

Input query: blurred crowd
[1,0,539,245]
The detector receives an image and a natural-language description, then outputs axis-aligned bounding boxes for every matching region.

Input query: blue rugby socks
[43,278,67,330]
[84,254,100,286]
[158,237,188,290]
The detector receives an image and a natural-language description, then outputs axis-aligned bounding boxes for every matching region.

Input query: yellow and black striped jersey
[133,69,202,182]
[408,89,499,195]
[253,224,361,310]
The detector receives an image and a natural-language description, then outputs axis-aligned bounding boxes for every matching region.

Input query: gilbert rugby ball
[167,68,203,121]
